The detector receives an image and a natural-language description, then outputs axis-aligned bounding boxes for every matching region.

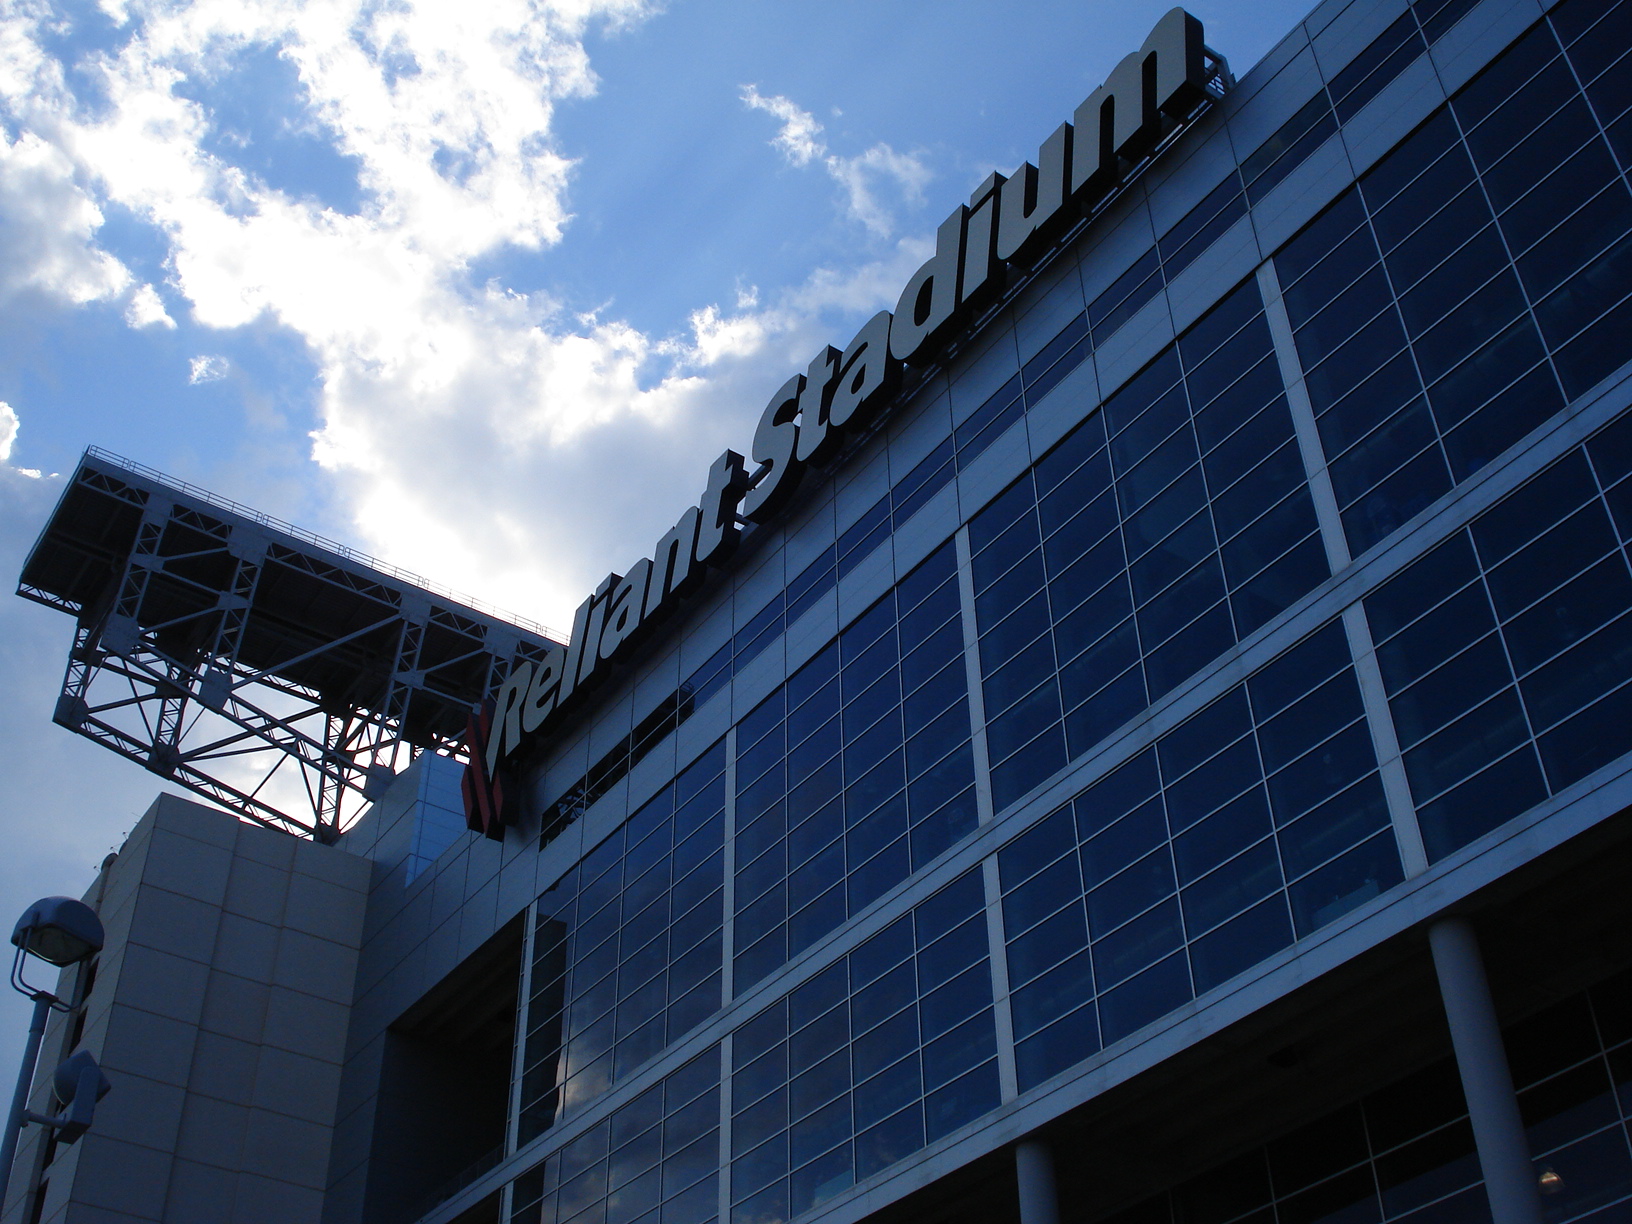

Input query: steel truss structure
[18,450,562,841]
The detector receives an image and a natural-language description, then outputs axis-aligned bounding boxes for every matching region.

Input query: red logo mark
[461,701,515,841]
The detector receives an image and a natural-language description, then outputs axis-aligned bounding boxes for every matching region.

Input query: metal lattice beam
[20,451,564,840]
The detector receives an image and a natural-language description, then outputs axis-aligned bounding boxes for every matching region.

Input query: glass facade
[512,1051,724,1224]
[997,617,1401,1093]
[497,0,1632,1222]
[729,871,998,1224]
[969,280,1326,813]
[520,745,727,1143]
[1277,0,1632,557]
[732,543,977,994]
[1363,422,1632,861]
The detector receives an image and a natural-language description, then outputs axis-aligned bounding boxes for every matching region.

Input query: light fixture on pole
[0,897,109,1205]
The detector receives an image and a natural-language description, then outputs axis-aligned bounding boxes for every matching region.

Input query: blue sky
[0,0,1310,1081]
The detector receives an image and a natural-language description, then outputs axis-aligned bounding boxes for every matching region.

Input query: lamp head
[48,1049,111,1144]
[51,1050,111,1108]
[11,897,104,968]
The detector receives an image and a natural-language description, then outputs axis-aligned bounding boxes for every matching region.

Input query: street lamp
[0,897,109,1204]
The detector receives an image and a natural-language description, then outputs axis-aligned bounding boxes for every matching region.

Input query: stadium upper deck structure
[16,448,562,840]
[7,0,1632,1222]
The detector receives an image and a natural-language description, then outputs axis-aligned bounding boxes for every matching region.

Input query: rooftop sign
[465,8,1221,834]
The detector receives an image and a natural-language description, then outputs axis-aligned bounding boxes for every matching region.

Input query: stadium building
[6,0,1632,1221]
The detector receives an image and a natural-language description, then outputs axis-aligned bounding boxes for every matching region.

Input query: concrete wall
[2,794,369,1224]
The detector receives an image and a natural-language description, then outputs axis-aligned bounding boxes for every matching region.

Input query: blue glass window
[998,620,1397,1090]
[1365,431,1632,859]
[972,282,1326,814]
[733,544,976,993]
[728,871,997,1222]
[520,745,728,1142]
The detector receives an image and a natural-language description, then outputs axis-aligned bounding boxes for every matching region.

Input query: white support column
[1015,1138,1061,1224]
[984,857,1019,1102]
[955,525,997,825]
[1342,604,1430,875]
[1429,916,1543,1224]
[1260,257,1429,877]
[1256,259,1351,576]
[718,1033,734,1224]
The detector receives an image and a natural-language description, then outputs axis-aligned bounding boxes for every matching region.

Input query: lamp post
[0,897,107,1207]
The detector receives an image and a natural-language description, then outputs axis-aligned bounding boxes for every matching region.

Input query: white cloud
[0,0,135,306]
[189,354,229,383]
[126,282,176,328]
[740,84,825,167]
[0,401,16,463]
[0,400,43,478]
[740,84,930,236]
[303,243,925,622]
[0,0,942,629]
[0,130,133,306]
